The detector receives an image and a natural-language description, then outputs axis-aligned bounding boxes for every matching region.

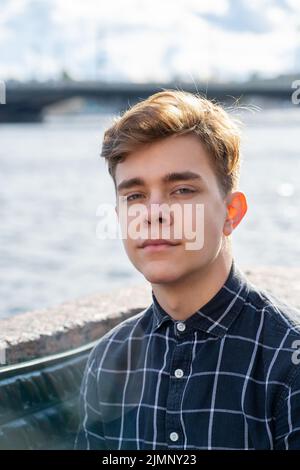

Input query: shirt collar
[150,259,250,338]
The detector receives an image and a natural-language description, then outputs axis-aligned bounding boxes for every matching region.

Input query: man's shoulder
[245,277,300,341]
[236,278,300,390]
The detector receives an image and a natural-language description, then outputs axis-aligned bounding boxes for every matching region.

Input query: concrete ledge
[0,283,152,365]
[1,266,300,365]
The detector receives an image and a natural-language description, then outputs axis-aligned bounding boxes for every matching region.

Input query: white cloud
[51,0,229,26]
[0,0,29,25]
[0,0,299,82]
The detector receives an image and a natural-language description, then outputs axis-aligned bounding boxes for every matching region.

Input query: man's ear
[223,191,247,236]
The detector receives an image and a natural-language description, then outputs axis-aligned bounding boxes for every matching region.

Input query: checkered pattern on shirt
[74,259,300,450]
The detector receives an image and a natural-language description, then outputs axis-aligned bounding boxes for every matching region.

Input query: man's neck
[151,253,233,322]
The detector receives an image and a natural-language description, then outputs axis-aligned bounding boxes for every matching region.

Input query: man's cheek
[201,211,223,248]
[176,206,202,251]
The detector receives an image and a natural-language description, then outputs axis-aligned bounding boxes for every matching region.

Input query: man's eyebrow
[117,171,204,192]
[164,171,204,184]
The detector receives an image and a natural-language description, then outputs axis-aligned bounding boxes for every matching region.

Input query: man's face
[114,133,235,285]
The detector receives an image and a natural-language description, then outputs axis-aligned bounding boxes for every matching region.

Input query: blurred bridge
[0,79,296,122]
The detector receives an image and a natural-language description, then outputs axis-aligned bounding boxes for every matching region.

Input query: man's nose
[144,196,172,225]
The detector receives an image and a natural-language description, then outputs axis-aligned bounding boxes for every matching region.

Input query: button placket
[166,322,192,447]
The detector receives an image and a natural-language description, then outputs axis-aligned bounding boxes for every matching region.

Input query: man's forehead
[116,134,209,169]
[114,135,216,192]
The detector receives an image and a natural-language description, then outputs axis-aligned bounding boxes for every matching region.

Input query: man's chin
[141,269,182,285]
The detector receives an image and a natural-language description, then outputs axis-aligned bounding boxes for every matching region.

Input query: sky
[0,0,300,82]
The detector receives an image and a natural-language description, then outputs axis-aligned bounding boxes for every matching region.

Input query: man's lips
[139,239,181,249]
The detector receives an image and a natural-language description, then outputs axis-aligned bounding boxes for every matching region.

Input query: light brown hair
[100,90,242,196]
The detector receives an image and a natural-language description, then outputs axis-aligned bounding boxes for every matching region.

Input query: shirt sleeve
[274,367,300,449]
[74,347,107,450]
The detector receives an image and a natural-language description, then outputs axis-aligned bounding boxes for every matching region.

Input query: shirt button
[176,322,186,332]
[170,432,179,442]
[174,368,184,378]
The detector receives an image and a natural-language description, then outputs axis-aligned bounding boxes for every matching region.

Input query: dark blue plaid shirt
[74,259,300,450]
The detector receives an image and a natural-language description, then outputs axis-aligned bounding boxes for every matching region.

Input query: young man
[75,90,300,450]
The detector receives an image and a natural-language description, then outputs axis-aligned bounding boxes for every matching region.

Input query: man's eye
[125,189,195,201]
[126,193,143,201]
[173,188,196,195]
